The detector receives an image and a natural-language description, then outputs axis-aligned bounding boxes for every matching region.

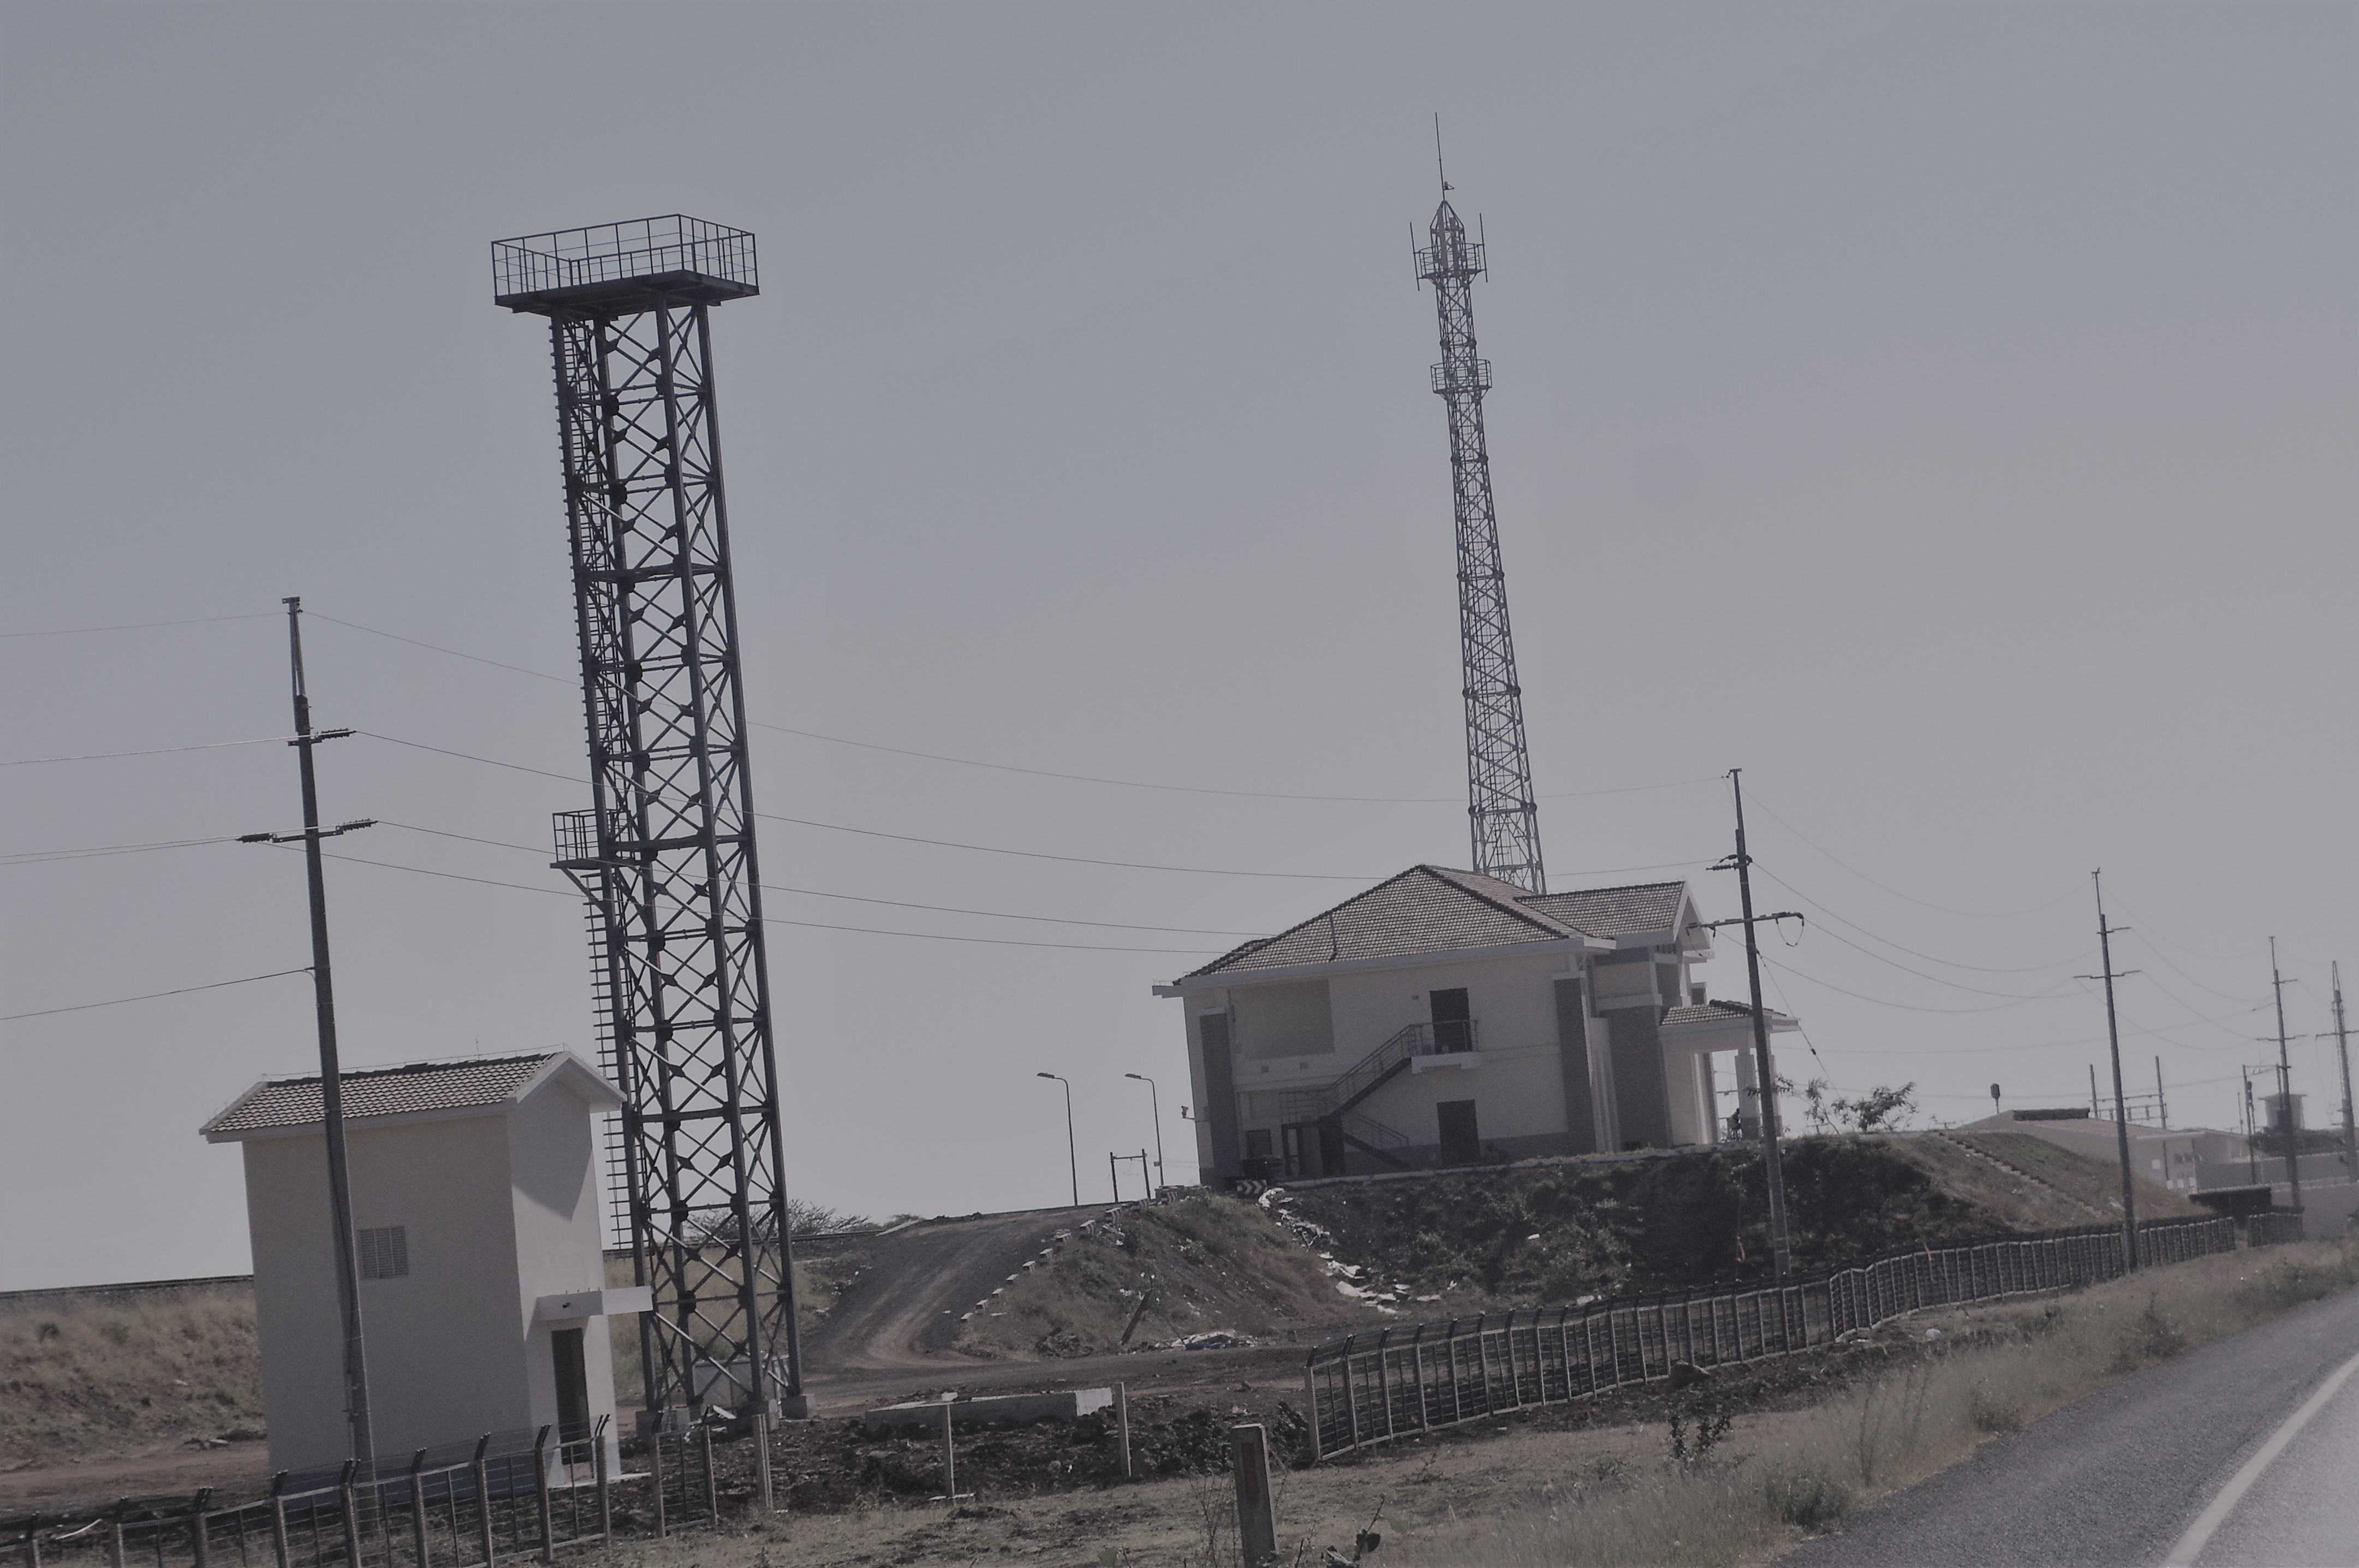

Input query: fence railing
[1303,1213,2277,1460]
[5,1414,746,1568]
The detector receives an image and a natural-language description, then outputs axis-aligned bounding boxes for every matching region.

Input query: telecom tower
[1417,171,1545,893]
[492,216,807,1424]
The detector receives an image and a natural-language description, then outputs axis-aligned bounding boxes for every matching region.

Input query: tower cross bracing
[1417,194,1545,893]
[493,215,803,1423]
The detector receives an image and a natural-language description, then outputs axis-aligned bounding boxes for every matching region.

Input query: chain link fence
[1303,1213,2286,1460]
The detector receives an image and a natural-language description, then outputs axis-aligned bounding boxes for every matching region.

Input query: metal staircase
[1280,1020,1479,1173]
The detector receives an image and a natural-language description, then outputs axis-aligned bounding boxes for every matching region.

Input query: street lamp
[1036,1072,1078,1207]
[1124,1072,1165,1194]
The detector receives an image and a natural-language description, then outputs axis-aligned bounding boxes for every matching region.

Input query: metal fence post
[1375,1330,1395,1438]
[266,1475,289,1568]
[19,1515,37,1568]
[1339,1336,1361,1448]
[469,1439,493,1568]
[108,1510,127,1568]
[532,1428,554,1565]
[1115,1382,1133,1479]
[1410,1328,1431,1432]
[189,1490,212,1568]
[647,1436,666,1541]
[407,1452,429,1568]
[339,1463,363,1568]
[1300,1358,1322,1463]
[592,1418,611,1543]
[752,1410,772,1515]
[698,1425,717,1523]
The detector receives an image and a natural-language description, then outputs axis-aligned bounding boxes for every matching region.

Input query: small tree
[1837,1083,1918,1134]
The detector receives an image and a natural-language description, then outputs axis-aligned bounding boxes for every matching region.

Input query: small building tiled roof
[1181,865,1598,981]
[1522,882,1690,941]
[203,1052,615,1140]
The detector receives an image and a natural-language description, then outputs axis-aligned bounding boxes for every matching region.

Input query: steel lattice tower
[492,216,806,1424]
[1417,186,1545,892]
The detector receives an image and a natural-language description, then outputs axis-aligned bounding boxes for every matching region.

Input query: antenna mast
[1415,145,1544,891]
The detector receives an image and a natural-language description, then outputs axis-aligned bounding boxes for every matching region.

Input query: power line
[3,735,296,767]
[308,611,1715,806]
[373,820,1270,937]
[2,833,243,863]
[301,840,1224,955]
[1761,956,2077,1015]
[1750,864,2091,977]
[1743,790,2083,920]
[0,612,277,639]
[1,967,311,1024]
[355,730,581,784]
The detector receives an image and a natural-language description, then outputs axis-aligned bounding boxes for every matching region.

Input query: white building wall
[245,1114,528,1474]
[505,1084,619,1452]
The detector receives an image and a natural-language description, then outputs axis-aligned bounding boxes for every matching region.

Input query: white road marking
[2162,1342,2359,1567]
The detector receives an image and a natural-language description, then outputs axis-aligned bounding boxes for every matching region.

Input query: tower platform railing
[493,216,757,311]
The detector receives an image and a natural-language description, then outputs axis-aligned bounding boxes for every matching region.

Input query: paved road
[1784,1286,2359,1567]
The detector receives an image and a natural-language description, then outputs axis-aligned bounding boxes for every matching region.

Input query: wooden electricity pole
[2081,872,2139,1269]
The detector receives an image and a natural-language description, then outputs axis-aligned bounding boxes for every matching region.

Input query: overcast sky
[3,3,2353,1291]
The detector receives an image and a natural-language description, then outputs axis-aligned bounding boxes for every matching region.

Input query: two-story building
[1154,865,1798,1181]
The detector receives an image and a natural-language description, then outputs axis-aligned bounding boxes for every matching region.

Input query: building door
[1429,988,1473,1053]
[1437,1100,1480,1165]
[551,1326,590,1442]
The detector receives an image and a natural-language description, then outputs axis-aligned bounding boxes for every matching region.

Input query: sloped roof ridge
[1422,865,1588,939]
[1179,867,1431,980]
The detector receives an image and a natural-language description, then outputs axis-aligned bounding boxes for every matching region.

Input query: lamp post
[1036,1072,1078,1207]
[1124,1073,1165,1194]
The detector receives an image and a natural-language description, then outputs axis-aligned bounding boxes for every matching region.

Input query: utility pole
[2155,1057,2167,1130]
[2333,962,2355,1181]
[276,598,373,1471]
[2079,872,2139,1269]
[1713,770,1796,1279]
[2089,1065,2099,1118]
[2243,1068,2259,1184]
[2268,938,2303,1216]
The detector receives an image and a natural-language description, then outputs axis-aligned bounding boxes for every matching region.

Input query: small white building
[201,1052,647,1475]
[1155,865,1800,1180]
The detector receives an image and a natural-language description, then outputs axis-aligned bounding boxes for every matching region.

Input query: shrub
[1764,1467,1854,1532]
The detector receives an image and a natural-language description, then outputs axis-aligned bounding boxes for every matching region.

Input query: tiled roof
[1181,866,1588,980]
[1523,881,1691,940]
[1661,1000,1757,1027]
[205,1053,564,1137]
[1661,999,1794,1029]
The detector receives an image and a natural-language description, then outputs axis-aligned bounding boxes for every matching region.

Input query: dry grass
[0,1289,264,1467]
[578,1238,2357,1566]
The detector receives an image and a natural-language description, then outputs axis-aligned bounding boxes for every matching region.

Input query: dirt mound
[955,1195,1369,1361]
[0,1286,264,1468]
[1274,1132,2190,1310]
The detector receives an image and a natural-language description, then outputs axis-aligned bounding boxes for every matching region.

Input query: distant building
[1154,865,1797,1180]
[201,1052,645,1476]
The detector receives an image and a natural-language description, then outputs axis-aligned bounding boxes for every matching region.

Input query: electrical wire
[1,968,311,1024]
[291,843,1225,955]
[2,834,245,863]
[0,612,277,639]
[373,820,1271,937]
[1742,789,2084,920]
[309,611,1715,806]
[3,736,296,767]
[1760,956,2077,1015]
[1748,864,2091,977]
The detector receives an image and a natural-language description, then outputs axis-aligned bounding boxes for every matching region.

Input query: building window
[359,1226,409,1280]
